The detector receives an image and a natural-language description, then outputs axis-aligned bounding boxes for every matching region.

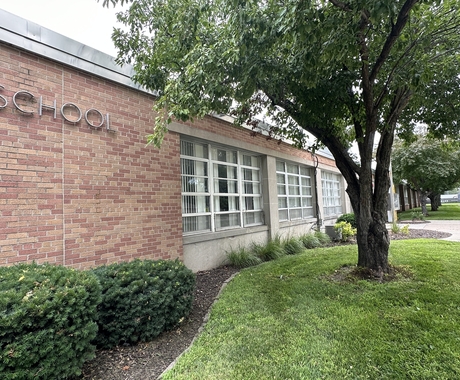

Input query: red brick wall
[0,44,182,268]
[0,43,338,269]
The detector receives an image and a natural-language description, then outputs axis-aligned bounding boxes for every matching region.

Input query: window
[321,171,343,216]
[276,161,313,221]
[181,139,263,233]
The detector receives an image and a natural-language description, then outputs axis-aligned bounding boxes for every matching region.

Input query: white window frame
[276,160,314,221]
[321,171,343,216]
[181,139,263,234]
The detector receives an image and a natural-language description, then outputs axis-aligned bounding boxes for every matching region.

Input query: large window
[276,161,314,221]
[181,139,263,233]
[322,171,343,216]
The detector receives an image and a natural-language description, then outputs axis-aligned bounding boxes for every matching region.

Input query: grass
[227,232,332,268]
[398,203,460,220]
[163,240,460,379]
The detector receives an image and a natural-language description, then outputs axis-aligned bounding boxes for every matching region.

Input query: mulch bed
[79,266,239,380]
[389,228,451,240]
[78,228,451,380]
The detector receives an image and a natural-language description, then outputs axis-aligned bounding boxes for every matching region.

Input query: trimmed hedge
[0,263,101,380]
[92,259,196,349]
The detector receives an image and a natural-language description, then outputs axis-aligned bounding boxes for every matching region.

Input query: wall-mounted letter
[39,97,57,118]
[13,90,35,115]
[105,113,116,133]
[0,85,7,109]
[61,102,82,124]
[84,108,104,129]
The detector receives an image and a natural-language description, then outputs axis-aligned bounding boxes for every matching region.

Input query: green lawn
[398,203,460,220]
[163,240,460,380]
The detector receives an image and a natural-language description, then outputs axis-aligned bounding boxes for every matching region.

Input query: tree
[100,0,460,274]
[392,138,460,215]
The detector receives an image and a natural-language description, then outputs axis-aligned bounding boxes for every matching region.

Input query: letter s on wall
[0,85,7,109]
[13,90,35,115]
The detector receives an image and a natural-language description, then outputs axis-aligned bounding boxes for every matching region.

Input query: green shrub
[401,224,410,235]
[300,233,321,249]
[0,263,101,380]
[283,237,305,255]
[251,240,285,262]
[334,221,357,242]
[336,213,357,228]
[227,247,263,268]
[314,230,331,245]
[391,222,401,234]
[411,211,425,221]
[92,259,195,349]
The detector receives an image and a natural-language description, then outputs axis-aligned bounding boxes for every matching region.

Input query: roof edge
[0,9,155,94]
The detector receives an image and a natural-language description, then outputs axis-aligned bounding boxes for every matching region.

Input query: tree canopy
[100,0,460,273]
[392,137,460,215]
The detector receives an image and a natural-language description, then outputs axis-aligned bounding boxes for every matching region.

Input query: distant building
[0,10,351,271]
[395,183,420,212]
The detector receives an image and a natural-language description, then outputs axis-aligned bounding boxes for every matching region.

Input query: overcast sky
[0,0,120,56]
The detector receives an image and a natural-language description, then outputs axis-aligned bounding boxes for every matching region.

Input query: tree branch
[262,90,362,179]
[328,0,352,12]
[374,37,419,110]
[369,0,419,83]
[385,87,412,128]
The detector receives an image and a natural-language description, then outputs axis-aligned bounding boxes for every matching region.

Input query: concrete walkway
[398,220,460,242]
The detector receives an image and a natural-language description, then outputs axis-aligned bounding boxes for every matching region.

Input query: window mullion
[237,153,244,227]
[208,143,216,232]
[285,171,289,220]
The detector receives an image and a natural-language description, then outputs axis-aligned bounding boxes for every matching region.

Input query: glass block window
[181,139,263,233]
[321,171,343,216]
[276,161,314,221]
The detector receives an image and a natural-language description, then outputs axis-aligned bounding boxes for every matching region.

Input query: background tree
[100,0,460,274]
[392,138,460,215]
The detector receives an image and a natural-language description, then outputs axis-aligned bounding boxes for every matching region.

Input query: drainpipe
[312,153,322,231]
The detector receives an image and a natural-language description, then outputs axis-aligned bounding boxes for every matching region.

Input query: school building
[0,9,351,272]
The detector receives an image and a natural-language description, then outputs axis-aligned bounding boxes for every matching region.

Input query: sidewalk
[398,220,460,242]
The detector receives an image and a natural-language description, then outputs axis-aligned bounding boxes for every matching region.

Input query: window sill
[279,218,317,228]
[183,224,269,244]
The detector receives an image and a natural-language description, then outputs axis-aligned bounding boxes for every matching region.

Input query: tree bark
[341,149,391,274]
[419,191,429,216]
[357,167,391,274]
[429,193,441,211]
[355,207,390,274]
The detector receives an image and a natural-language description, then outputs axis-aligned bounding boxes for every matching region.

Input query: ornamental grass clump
[314,230,331,245]
[251,240,285,262]
[227,247,262,268]
[92,259,195,349]
[411,211,426,221]
[300,233,321,249]
[0,263,101,380]
[282,237,305,255]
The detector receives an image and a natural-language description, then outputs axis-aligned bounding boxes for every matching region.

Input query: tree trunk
[355,211,390,274]
[305,41,411,275]
[343,147,391,274]
[419,191,429,216]
[429,193,441,211]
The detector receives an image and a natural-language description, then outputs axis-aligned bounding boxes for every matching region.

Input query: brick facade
[0,45,183,268]
[0,17,344,271]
